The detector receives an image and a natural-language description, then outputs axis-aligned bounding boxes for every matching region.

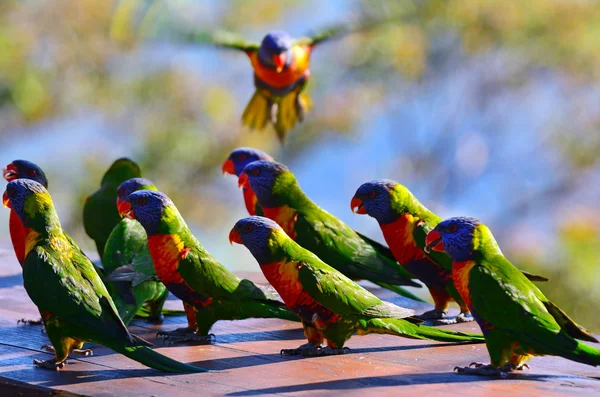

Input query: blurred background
[0,0,599,329]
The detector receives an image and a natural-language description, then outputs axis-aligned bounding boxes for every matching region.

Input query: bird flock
[2,148,599,377]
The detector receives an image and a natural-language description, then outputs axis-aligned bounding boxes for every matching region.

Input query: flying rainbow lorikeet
[351,180,548,325]
[2,179,207,372]
[83,158,142,259]
[118,189,299,343]
[222,147,274,216]
[230,216,484,356]
[102,177,185,325]
[238,160,425,302]
[425,217,600,376]
[3,160,103,326]
[183,21,371,141]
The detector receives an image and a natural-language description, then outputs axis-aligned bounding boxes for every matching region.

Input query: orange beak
[424,230,444,253]
[2,163,17,182]
[118,200,135,219]
[273,53,286,72]
[350,197,367,214]
[222,159,235,175]
[2,191,10,209]
[229,228,242,245]
[238,172,250,189]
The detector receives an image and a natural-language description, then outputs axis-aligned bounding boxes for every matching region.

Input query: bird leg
[455,312,475,323]
[157,327,216,344]
[41,344,93,357]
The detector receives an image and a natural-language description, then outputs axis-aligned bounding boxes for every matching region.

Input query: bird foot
[454,362,514,378]
[41,345,92,357]
[40,345,55,353]
[280,343,322,357]
[456,312,475,323]
[157,328,216,344]
[33,358,67,370]
[17,318,43,326]
[147,313,165,324]
[417,309,453,325]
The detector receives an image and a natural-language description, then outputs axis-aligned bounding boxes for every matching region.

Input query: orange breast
[262,205,299,240]
[9,210,26,265]
[249,45,311,88]
[147,234,186,284]
[452,260,476,307]
[380,215,428,264]
[242,188,259,216]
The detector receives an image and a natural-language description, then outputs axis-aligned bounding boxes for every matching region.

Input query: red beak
[350,197,367,214]
[238,172,250,189]
[273,53,286,72]
[116,197,123,210]
[222,159,235,175]
[229,228,242,245]
[2,191,10,209]
[2,163,17,182]
[424,230,444,253]
[118,200,135,219]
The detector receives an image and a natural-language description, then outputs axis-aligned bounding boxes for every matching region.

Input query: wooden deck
[0,243,598,396]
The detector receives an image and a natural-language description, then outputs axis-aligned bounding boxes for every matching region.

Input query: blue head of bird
[426,217,481,262]
[3,160,49,188]
[258,31,293,73]
[222,147,274,177]
[238,160,292,208]
[351,180,402,225]
[229,216,283,264]
[119,190,178,236]
[117,177,157,209]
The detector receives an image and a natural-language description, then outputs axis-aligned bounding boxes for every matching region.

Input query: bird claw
[33,358,66,370]
[157,329,216,344]
[17,318,43,326]
[40,345,55,353]
[456,312,475,323]
[454,363,510,377]
[72,349,93,357]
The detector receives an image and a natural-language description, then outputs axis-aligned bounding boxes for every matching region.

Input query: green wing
[294,23,349,47]
[185,29,259,52]
[176,235,276,302]
[23,241,131,342]
[294,209,419,287]
[296,254,414,319]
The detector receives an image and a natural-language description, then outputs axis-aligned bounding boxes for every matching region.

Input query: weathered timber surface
[0,242,598,397]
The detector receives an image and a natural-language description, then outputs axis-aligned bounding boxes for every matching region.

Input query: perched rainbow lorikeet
[103,177,185,325]
[238,160,425,302]
[185,25,357,141]
[230,216,484,356]
[3,160,103,326]
[351,180,548,325]
[2,180,207,372]
[83,158,141,259]
[425,217,600,376]
[118,189,299,343]
[222,147,274,216]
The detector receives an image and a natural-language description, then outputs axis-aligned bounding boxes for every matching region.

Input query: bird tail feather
[357,318,485,343]
[109,343,211,373]
[242,90,271,131]
[374,282,427,303]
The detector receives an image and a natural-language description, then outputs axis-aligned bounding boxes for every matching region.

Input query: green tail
[110,343,211,373]
[525,331,600,367]
[358,318,485,343]
[135,306,186,318]
[242,300,300,323]
[568,340,600,366]
[374,282,427,303]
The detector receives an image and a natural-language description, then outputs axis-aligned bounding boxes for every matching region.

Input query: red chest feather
[9,210,26,265]
[147,234,186,284]
[452,260,476,307]
[380,215,428,264]
[262,206,299,240]
[249,46,311,89]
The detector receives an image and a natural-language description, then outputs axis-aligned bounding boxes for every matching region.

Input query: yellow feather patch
[24,192,53,220]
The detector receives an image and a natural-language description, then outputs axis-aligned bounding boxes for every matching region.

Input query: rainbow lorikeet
[102,177,185,325]
[83,158,141,259]
[351,180,549,325]
[238,160,425,302]
[187,27,354,141]
[425,217,600,376]
[222,147,274,216]
[230,216,484,356]
[118,190,299,343]
[2,180,207,372]
[3,160,103,326]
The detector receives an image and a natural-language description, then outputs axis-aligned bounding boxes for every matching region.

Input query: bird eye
[368,191,376,199]
[251,169,260,176]
[244,224,252,232]
[138,197,147,206]
[449,224,457,233]
[239,154,247,161]
[28,169,37,176]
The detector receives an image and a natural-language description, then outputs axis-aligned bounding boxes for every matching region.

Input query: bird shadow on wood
[225,372,581,396]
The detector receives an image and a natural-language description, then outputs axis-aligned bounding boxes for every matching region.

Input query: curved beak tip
[350,197,366,214]
[238,173,249,189]
[2,164,17,182]
[229,229,242,245]
[424,230,444,253]
[273,54,286,72]
[117,201,134,219]
[222,159,235,176]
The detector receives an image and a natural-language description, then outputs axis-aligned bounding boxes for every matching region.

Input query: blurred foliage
[0,0,599,329]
